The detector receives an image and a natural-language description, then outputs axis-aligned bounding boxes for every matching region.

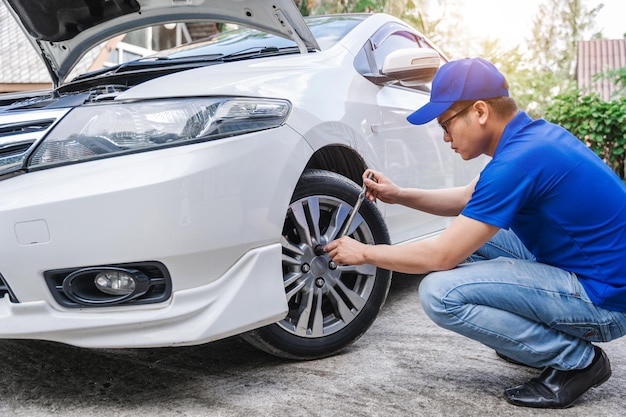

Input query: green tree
[305,0,385,14]
[385,0,410,17]
[529,0,602,77]
[397,0,442,37]
[400,0,471,59]
[524,0,604,117]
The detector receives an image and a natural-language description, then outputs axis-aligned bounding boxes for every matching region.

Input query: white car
[0,0,484,359]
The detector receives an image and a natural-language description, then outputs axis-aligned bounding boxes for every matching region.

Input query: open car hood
[2,0,320,87]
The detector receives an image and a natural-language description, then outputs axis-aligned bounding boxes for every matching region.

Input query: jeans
[419,229,626,370]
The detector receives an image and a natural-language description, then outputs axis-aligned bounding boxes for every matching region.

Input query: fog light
[62,267,151,306]
[95,271,136,295]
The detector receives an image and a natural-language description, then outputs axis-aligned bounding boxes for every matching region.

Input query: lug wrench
[336,172,374,239]
[315,173,374,256]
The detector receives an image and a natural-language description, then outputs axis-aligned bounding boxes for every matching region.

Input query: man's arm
[363,170,478,217]
[325,215,499,274]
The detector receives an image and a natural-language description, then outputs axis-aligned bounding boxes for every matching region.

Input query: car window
[156,15,366,60]
[305,15,366,49]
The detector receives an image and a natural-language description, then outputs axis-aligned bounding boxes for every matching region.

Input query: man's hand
[362,169,401,204]
[324,236,368,265]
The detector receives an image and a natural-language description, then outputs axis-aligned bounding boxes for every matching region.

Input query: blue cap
[406,57,509,125]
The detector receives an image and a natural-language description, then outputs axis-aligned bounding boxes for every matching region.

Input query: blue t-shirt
[462,111,626,312]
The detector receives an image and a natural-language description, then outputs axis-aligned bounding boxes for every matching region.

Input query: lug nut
[315,278,325,288]
[301,263,310,273]
[329,261,337,270]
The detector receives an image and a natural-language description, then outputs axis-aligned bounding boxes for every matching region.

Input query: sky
[458,0,625,49]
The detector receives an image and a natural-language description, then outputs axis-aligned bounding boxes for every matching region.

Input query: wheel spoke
[311,288,324,336]
[343,213,365,237]
[281,253,301,267]
[283,271,301,288]
[285,279,307,301]
[338,263,377,276]
[305,197,322,244]
[334,279,367,311]
[295,286,315,336]
[281,235,304,258]
[292,286,326,337]
[327,285,356,323]
[327,202,353,240]
[289,197,322,247]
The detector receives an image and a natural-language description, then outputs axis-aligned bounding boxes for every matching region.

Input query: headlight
[28,97,291,168]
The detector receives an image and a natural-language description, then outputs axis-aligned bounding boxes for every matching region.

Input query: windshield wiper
[71,54,226,82]
[221,46,313,61]
[136,54,225,63]
[131,47,286,66]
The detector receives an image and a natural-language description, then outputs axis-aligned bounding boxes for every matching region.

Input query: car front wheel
[242,169,392,359]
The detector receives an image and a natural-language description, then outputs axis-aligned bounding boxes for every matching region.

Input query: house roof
[577,38,626,101]
[1,2,219,93]
[1,2,104,89]
[0,3,50,84]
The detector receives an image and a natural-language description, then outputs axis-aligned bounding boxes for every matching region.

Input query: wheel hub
[310,256,329,277]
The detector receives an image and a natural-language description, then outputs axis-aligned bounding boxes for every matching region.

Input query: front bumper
[0,244,287,347]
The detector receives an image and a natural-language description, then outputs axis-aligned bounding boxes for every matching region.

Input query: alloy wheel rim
[280,195,377,338]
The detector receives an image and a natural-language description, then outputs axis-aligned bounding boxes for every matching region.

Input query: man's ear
[475,100,490,125]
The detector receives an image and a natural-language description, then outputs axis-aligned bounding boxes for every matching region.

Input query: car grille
[0,108,70,176]
[0,119,55,137]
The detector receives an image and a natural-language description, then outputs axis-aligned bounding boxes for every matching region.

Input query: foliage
[545,89,626,178]
[399,0,467,58]
[520,0,604,117]
[595,67,626,98]
[298,0,385,14]
[529,0,603,77]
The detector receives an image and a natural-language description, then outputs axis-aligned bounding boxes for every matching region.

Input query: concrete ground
[0,274,624,417]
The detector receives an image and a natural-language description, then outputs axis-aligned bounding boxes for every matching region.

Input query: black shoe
[504,346,611,409]
[496,351,541,369]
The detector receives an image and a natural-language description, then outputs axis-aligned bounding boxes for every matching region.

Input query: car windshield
[155,15,367,60]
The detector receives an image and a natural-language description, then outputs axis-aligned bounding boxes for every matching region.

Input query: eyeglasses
[438,102,475,134]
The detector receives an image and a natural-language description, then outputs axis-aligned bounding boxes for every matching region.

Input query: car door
[356,25,487,243]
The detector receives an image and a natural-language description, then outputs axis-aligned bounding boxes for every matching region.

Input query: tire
[242,169,392,359]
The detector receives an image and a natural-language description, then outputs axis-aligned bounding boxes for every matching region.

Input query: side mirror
[380,48,441,87]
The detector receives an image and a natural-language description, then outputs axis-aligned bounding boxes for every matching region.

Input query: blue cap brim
[406,101,453,125]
